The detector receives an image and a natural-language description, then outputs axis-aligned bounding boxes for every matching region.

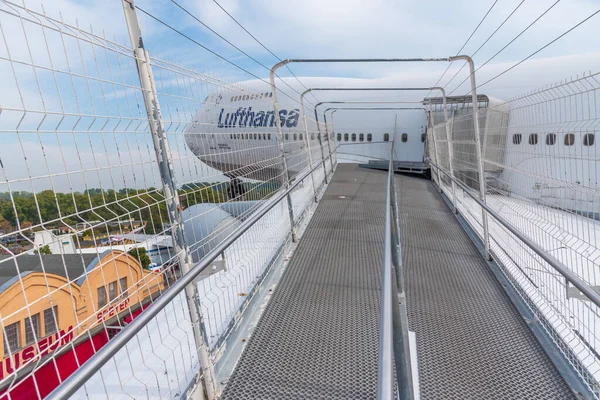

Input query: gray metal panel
[221,164,387,399]
[397,174,575,399]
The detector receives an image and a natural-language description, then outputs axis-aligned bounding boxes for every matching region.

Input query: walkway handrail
[378,141,414,400]
[428,160,600,309]
[45,155,336,400]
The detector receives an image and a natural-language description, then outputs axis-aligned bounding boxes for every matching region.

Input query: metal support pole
[269,62,297,242]
[121,1,217,397]
[450,55,490,260]
[330,110,338,168]
[430,87,457,213]
[314,103,334,180]
[322,110,333,170]
[300,89,328,185]
[300,98,318,202]
[427,107,442,191]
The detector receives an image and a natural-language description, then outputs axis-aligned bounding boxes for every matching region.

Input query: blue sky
[28,0,600,90]
[0,0,599,192]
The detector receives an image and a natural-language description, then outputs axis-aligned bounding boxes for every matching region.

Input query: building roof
[0,254,99,294]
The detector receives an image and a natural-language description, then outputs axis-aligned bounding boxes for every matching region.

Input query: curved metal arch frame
[269,57,488,400]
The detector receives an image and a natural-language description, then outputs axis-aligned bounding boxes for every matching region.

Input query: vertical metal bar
[450,55,490,259]
[269,63,297,241]
[314,104,333,181]
[121,1,217,397]
[330,109,339,168]
[427,108,442,191]
[300,90,328,185]
[431,87,457,213]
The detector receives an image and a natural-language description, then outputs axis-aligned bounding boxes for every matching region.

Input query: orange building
[0,250,165,388]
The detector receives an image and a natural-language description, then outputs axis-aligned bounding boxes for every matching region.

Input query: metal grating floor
[397,174,575,399]
[221,165,575,399]
[221,164,387,399]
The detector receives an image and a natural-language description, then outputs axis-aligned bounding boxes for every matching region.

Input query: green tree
[128,247,151,269]
[34,244,52,255]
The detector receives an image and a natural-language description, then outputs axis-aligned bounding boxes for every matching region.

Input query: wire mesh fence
[428,74,600,396]
[0,1,333,398]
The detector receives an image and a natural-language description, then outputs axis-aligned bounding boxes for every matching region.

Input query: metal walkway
[221,164,574,399]
[397,173,574,399]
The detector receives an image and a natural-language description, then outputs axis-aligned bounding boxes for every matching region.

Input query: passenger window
[401,133,407,143]
[293,133,297,141]
[546,133,556,145]
[299,133,303,141]
[421,134,426,143]
[383,133,390,142]
[512,134,522,145]
[528,134,538,145]
[367,133,372,142]
[268,133,272,140]
[564,133,575,146]
[254,133,257,140]
[337,133,341,141]
[359,133,364,142]
[285,133,289,141]
[583,133,595,146]
[263,133,267,140]
[344,133,349,142]
[351,133,356,142]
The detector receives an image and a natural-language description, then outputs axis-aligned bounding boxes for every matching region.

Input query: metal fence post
[315,104,334,178]
[269,63,297,241]
[299,92,318,202]
[427,107,442,191]
[322,111,334,168]
[431,87,457,213]
[121,1,217,397]
[300,89,328,186]
[450,55,490,260]
[330,110,339,168]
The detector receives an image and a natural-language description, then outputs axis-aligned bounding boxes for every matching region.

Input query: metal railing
[429,160,600,309]
[0,1,333,398]
[45,154,334,400]
[378,139,414,400]
[425,68,600,395]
